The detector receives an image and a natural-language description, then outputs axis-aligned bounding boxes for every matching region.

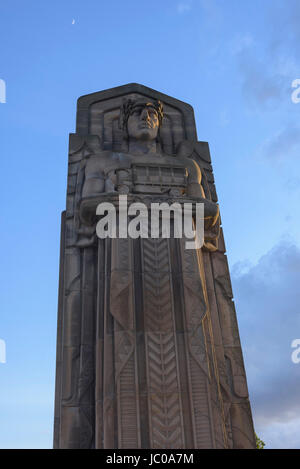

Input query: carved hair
[121,98,164,130]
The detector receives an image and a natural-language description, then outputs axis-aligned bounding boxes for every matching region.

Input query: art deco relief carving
[54,83,256,449]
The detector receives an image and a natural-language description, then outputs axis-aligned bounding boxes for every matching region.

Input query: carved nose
[141,109,150,120]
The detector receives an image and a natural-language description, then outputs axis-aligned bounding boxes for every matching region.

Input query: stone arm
[79,152,131,229]
[75,154,114,245]
[82,155,110,198]
[186,159,219,222]
[186,158,220,251]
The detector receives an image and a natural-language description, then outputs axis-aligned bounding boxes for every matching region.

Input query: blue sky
[0,0,300,448]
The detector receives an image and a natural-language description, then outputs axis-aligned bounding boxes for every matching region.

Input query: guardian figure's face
[127,103,160,141]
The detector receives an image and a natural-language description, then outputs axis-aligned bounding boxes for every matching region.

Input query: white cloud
[237,49,286,108]
[233,2,300,110]
[231,242,300,448]
[256,418,300,449]
[259,124,300,161]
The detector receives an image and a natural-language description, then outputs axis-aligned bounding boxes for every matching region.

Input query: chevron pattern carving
[147,332,178,393]
[142,238,173,332]
[141,237,185,448]
[146,332,184,448]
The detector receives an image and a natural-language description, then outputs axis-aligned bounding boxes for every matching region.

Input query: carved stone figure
[54,83,256,449]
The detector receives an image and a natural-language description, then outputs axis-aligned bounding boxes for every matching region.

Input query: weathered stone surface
[54,83,256,449]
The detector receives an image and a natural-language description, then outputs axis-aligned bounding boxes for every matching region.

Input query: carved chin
[135,128,157,141]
